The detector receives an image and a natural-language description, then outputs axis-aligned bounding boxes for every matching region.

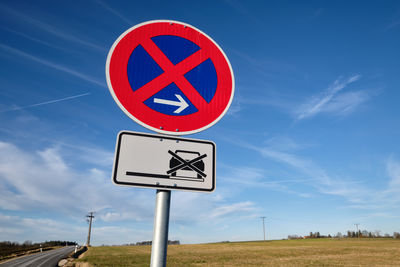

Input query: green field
[77,238,400,266]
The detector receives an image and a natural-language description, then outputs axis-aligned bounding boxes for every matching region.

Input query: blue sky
[1,0,400,245]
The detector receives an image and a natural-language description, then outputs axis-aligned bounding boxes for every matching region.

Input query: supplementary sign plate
[112,131,216,192]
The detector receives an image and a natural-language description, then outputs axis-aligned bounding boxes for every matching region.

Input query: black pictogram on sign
[167,150,207,181]
[125,150,207,183]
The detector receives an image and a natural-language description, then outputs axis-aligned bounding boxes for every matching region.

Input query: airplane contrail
[0,92,91,113]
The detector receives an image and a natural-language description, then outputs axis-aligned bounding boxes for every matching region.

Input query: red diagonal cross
[132,38,211,109]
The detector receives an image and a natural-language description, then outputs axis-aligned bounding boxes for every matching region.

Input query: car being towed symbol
[168,150,206,180]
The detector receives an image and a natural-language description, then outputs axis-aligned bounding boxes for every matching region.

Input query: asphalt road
[0,246,75,267]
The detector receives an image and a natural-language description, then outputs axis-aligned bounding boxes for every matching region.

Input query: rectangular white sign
[112,131,216,192]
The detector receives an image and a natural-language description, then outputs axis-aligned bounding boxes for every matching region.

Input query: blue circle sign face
[106,20,234,135]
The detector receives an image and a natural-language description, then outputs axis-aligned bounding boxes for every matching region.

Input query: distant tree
[336,232,343,238]
[368,231,373,238]
[361,230,369,237]
[23,240,32,246]
[394,232,400,239]
[374,230,381,238]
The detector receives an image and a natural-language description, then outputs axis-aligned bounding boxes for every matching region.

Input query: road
[0,246,75,267]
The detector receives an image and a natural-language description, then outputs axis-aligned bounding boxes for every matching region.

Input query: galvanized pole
[150,189,171,267]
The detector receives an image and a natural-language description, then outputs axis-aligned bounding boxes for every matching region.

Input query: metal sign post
[150,190,171,267]
[106,20,234,266]
[111,131,215,266]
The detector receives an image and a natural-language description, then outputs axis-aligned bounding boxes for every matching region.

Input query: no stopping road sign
[106,20,234,135]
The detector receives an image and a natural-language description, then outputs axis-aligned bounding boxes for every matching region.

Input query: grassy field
[77,238,400,266]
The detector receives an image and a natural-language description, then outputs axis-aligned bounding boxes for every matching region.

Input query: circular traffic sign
[106,20,234,135]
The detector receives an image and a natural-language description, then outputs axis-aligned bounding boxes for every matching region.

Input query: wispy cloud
[209,201,256,219]
[94,0,134,25]
[218,164,319,198]
[387,156,400,187]
[226,98,242,116]
[227,135,400,213]
[321,90,371,115]
[0,26,65,51]
[295,74,363,120]
[0,4,105,51]
[310,8,324,20]
[255,145,371,202]
[386,20,400,31]
[223,0,260,24]
[230,48,296,76]
[0,44,105,87]
[225,136,372,202]
[0,93,91,113]
[373,157,400,210]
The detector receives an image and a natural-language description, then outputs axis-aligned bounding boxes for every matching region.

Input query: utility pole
[260,217,266,241]
[355,223,360,238]
[86,212,95,247]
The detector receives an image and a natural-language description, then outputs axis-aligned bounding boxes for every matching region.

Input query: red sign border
[106,20,235,135]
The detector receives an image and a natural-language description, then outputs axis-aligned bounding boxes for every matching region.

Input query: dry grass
[77,238,400,266]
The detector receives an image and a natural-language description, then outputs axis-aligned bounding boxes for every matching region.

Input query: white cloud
[0,141,139,215]
[0,140,262,244]
[218,161,319,199]
[230,136,400,214]
[0,93,91,113]
[226,137,379,205]
[321,90,370,115]
[1,26,65,50]
[0,212,86,243]
[169,189,258,226]
[387,157,400,187]
[54,142,115,169]
[226,99,242,116]
[295,74,366,120]
[209,201,256,219]
[92,226,152,245]
[38,147,69,172]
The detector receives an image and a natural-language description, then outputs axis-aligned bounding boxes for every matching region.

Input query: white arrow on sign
[153,94,189,114]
